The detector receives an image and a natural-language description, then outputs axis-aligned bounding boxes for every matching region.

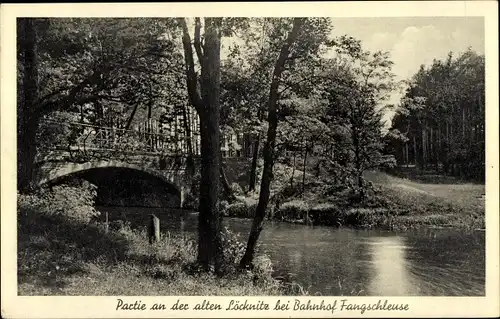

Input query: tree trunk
[301,146,308,196]
[290,150,296,188]
[178,18,223,273]
[405,142,409,166]
[197,122,212,268]
[182,103,193,156]
[436,126,441,173]
[182,103,195,176]
[353,128,364,199]
[248,133,260,192]
[413,135,417,167]
[421,128,426,169]
[18,18,39,193]
[444,122,450,174]
[462,106,466,140]
[240,18,304,269]
[94,100,104,122]
[220,154,236,202]
[199,18,224,274]
[315,160,321,178]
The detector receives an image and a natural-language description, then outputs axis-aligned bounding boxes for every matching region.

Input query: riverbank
[17,186,293,296]
[225,170,485,231]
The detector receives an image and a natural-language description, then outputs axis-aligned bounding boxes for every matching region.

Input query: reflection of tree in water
[402,229,485,296]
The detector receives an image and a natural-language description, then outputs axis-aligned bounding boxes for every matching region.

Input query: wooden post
[148,214,160,244]
[179,187,185,209]
[105,211,109,234]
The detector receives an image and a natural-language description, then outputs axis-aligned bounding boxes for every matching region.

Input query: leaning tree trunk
[17,18,39,193]
[248,133,260,192]
[240,18,304,269]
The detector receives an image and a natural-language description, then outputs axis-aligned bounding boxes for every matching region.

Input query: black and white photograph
[1,1,499,318]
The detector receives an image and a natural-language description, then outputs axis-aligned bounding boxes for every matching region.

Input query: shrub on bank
[18,179,100,223]
[230,183,244,196]
[308,202,342,226]
[275,200,309,221]
[221,226,246,266]
[226,202,248,217]
[273,200,411,228]
[226,197,258,218]
[182,191,198,210]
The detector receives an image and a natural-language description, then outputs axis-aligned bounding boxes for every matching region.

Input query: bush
[308,202,342,226]
[226,198,257,218]
[276,200,309,221]
[342,207,403,229]
[37,111,80,149]
[230,183,244,196]
[18,179,100,223]
[252,254,277,288]
[183,192,199,210]
[109,219,132,232]
[220,226,246,267]
[226,202,250,218]
[252,254,273,279]
[219,200,229,216]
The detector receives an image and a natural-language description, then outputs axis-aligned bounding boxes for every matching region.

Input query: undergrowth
[17,182,290,296]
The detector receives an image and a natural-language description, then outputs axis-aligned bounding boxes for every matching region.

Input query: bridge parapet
[39,120,195,157]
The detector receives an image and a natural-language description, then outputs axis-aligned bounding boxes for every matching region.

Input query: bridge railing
[38,120,257,159]
[39,120,195,156]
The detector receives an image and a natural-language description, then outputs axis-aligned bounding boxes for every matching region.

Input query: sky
[330,17,484,80]
[330,17,485,126]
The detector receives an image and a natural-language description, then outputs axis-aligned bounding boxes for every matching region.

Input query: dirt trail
[366,171,485,214]
[391,183,435,196]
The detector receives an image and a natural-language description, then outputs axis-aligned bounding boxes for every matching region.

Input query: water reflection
[366,236,416,295]
[96,206,485,296]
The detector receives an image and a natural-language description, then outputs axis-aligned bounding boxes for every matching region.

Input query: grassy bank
[225,170,485,231]
[17,185,292,296]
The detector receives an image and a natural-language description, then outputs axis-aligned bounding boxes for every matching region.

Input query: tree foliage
[387,49,485,180]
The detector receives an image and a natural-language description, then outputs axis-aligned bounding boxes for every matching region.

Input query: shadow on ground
[17,209,133,293]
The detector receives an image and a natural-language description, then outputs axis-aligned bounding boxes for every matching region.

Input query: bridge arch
[35,160,189,208]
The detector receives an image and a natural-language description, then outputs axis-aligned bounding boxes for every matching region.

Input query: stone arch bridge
[34,153,194,208]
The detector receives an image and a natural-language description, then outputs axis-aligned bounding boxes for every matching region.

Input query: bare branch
[177,18,203,113]
[194,18,204,65]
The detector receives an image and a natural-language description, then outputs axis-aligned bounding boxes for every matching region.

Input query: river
[98,206,485,296]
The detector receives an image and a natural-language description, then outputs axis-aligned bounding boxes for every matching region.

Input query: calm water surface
[98,206,485,296]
